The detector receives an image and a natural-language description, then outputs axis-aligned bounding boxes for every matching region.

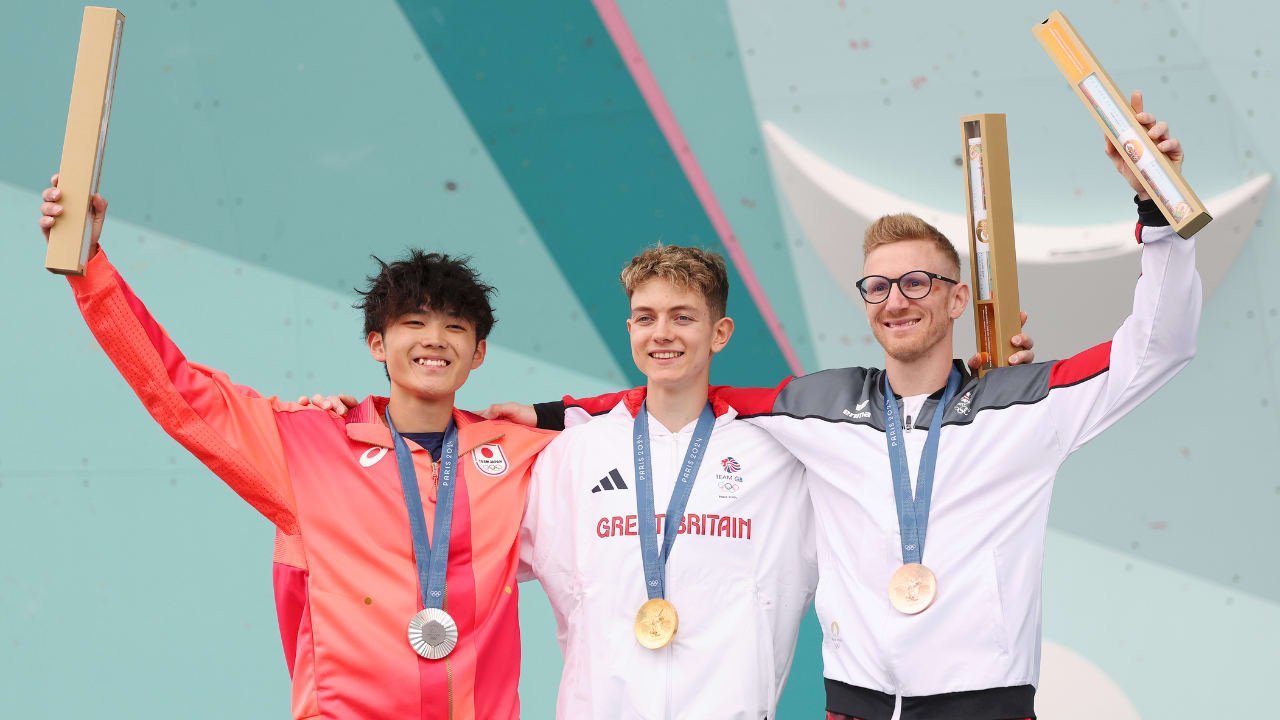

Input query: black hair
[354,249,496,342]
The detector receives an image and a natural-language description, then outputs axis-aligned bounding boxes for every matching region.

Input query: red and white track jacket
[715,223,1200,718]
[520,388,818,719]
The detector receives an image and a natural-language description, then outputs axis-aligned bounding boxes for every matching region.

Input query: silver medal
[407,607,458,660]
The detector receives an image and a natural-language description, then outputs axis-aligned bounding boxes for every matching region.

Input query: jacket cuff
[533,401,566,431]
[1135,195,1169,227]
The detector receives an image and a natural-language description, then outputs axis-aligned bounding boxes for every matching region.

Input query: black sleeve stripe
[533,401,566,431]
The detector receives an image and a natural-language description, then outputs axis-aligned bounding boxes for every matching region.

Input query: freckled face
[862,240,966,363]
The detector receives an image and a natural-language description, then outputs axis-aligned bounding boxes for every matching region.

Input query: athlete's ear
[949,282,970,320]
[710,316,735,354]
[470,338,487,370]
[368,331,386,362]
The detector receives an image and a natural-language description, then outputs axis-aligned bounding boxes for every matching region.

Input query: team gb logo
[472,443,509,476]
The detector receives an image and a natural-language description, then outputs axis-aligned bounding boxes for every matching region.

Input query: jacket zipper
[446,659,454,720]
[664,432,679,719]
[430,460,455,720]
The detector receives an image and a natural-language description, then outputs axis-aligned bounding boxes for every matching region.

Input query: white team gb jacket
[717,221,1200,720]
[520,389,818,720]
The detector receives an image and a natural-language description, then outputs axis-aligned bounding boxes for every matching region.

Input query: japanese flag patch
[472,443,509,476]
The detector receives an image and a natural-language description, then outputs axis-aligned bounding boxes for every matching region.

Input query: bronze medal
[634,597,679,649]
[889,563,938,615]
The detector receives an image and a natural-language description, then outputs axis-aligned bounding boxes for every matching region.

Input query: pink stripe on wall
[590,0,806,377]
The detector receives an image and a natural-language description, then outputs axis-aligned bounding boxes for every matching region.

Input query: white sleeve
[564,405,594,429]
[518,432,573,583]
[769,466,819,708]
[1049,224,1201,454]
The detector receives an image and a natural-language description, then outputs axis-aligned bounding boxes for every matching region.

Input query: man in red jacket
[39,177,555,719]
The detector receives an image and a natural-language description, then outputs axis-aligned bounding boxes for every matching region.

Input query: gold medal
[634,597,679,649]
[889,563,937,614]
[408,608,458,659]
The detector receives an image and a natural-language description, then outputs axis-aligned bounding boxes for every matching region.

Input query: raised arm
[40,177,301,533]
[1048,93,1201,453]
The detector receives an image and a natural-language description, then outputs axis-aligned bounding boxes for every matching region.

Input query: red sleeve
[563,390,631,415]
[67,251,300,533]
[711,377,794,417]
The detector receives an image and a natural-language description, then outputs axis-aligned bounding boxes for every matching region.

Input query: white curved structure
[1037,640,1143,719]
[764,121,1271,361]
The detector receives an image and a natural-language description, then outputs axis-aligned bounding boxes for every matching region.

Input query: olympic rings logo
[718,481,739,493]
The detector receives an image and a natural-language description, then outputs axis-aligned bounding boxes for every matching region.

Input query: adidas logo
[590,469,629,494]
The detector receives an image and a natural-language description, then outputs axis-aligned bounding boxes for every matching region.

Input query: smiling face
[862,239,968,363]
[368,307,486,401]
[627,278,733,391]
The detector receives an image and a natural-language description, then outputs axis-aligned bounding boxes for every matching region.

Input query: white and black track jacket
[712,220,1200,719]
[520,389,817,720]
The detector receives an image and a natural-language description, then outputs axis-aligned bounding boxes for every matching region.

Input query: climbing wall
[1,1,1275,717]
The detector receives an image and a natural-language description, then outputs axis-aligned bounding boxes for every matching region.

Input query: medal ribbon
[386,407,459,612]
[884,367,961,565]
[633,401,716,600]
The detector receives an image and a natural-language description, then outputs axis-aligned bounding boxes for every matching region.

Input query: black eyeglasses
[855,271,958,304]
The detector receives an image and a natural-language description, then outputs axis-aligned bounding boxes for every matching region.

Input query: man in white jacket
[713,92,1197,720]
[519,246,818,719]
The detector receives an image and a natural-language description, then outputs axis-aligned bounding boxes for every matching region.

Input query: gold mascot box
[1033,10,1210,238]
[961,114,1022,376]
[46,7,125,276]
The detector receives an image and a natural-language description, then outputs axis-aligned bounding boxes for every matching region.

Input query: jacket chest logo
[716,456,746,498]
[359,447,389,467]
[590,468,629,494]
[472,443,509,476]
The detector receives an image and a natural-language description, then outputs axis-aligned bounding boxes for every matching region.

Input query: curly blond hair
[619,244,729,319]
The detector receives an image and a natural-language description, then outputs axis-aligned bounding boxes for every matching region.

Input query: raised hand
[39,173,108,250]
[966,311,1035,371]
[1104,90,1184,201]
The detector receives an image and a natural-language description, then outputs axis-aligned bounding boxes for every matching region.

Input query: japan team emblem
[472,443,509,476]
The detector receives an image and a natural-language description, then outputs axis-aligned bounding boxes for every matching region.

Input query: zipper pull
[430,460,440,502]
[904,414,914,432]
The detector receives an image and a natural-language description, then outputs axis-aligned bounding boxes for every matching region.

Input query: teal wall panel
[395,0,794,387]
[3,0,624,387]
[615,0,818,372]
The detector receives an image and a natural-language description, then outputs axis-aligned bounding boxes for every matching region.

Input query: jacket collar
[883,359,975,400]
[345,396,499,454]
[615,386,736,422]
